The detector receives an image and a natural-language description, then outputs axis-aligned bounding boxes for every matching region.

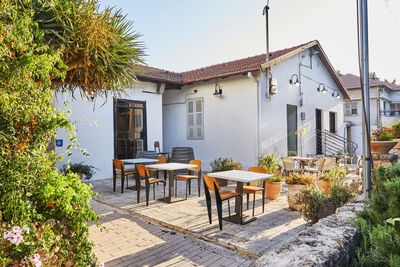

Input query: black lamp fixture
[289,74,301,86]
[332,89,340,99]
[213,83,222,97]
[87,89,95,101]
[317,83,327,94]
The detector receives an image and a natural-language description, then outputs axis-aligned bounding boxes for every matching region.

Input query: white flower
[8,233,23,245]
[3,231,11,239]
[12,226,21,234]
[31,253,40,261]
[99,263,104,267]
[34,260,42,267]
[22,226,30,234]
[21,258,28,264]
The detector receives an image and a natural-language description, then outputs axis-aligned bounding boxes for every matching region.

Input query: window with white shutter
[187,98,204,140]
[345,102,357,116]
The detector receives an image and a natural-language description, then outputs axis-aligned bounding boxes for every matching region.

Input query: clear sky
[99,0,400,81]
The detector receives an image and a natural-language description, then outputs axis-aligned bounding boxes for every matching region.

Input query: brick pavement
[89,201,254,266]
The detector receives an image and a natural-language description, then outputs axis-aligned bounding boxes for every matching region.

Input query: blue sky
[100,0,400,81]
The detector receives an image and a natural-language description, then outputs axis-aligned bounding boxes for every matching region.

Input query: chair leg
[185,180,188,200]
[121,175,124,194]
[240,196,243,225]
[175,178,177,197]
[126,176,128,188]
[206,198,212,224]
[216,200,223,230]
[113,176,116,192]
[145,182,150,206]
[136,178,140,204]
[252,192,256,217]
[246,193,249,210]
[198,177,201,197]
[153,183,156,200]
[262,182,266,214]
[163,182,166,199]
[228,198,231,218]
[188,179,191,195]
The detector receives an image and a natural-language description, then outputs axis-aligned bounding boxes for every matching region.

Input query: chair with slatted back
[203,174,242,230]
[136,164,166,206]
[112,159,136,194]
[304,158,325,176]
[236,167,267,217]
[281,157,300,175]
[175,160,202,199]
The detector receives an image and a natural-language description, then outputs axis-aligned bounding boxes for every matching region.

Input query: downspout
[248,72,262,159]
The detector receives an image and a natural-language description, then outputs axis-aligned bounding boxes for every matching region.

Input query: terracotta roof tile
[341,73,400,91]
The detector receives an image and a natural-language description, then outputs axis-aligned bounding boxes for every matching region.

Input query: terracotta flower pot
[317,180,331,195]
[371,141,398,154]
[265,181,282,200]
[287,184,307,211]
[394,139,400,149]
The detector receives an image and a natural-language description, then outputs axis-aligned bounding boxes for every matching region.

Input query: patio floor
[90,177,306,258]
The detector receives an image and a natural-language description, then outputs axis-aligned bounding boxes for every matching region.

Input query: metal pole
[263,1,270,61]
[357,0,372,199]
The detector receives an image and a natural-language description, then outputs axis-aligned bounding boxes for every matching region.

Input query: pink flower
[34,260,42,267]
[21,258,28,264]
[12,226,21,234]
[3,231,11,239]
[99,263,105,267]
[31,253,40,261]
[8,233,23,245]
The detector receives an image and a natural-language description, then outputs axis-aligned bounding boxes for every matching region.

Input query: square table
[207,170,272,224]
[146,162,197,203]
[120,158,159,191]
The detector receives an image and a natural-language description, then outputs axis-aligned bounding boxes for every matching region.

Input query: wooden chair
[321,158,336,172]
[236,167,267,217]
[149,155,168,178]
[203,175,242,230]
[281,157,300,175]
[175,160,202,199]
[304,158,325,176]
[136,164,166,206]
[112,159,136,194]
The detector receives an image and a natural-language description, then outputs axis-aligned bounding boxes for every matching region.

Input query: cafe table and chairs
[207,170,272,225]
[145,162,197,203]
[119,158,159,191]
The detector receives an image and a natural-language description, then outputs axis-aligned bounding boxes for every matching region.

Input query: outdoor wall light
[87,90,95,101]
[317,83,327,94]
[332,89,340,99]
[213,83,222,97]
[289,74,301,86]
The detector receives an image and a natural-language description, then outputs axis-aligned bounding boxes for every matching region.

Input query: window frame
[345,101,358,116]
[186,97,204,140]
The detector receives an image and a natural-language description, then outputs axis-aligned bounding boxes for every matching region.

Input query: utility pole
[357,0,372,199]
[262,1,270,61]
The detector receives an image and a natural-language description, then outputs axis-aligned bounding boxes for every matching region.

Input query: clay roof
[136,41,312,85]
[341,73,400,91]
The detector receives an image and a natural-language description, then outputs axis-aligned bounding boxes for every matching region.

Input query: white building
[342,73,400,154]
[55,40,350,179]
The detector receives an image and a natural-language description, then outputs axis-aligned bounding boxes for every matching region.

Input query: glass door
[114,99,147,159]
[287,105,298,155]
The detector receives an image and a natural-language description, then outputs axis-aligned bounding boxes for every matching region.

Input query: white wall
[260,50,345,157]
[163,76,259,171]
[55,82,163,180]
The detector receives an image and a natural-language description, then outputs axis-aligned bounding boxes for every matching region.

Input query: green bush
[62,162,97,180]
[258,154,280,173]
[285,173,315,185]
[296,186,330,224]
[330,182,357,207]
[268,176,284,183]
[353,163,400,266]
[210,157,243,171]
[319,167,346,182]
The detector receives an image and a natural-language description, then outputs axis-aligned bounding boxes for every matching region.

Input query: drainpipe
[248,72,262,159]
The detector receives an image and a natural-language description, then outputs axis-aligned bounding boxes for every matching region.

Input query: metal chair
[237,167,267,216]
[136,150,158,159]
[175,160,202,199]
[154,141,169,157]
[112,159,135,194]
[203,174,242,230]
[136,164,166,206]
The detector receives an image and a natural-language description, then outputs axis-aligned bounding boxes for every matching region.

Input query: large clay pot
[317,180,331,195]
[371,141,398,154]
[265,181,282,200]
[287,184,307,211]
[394,139,400,149]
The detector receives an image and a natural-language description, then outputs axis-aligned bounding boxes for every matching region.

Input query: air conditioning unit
[270,78,278,94]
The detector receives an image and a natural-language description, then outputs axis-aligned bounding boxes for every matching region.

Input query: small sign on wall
[55,139,63,147]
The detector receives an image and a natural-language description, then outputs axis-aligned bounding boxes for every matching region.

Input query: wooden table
[146,162,197,203]
[207,170,272,224]
[289,156,319,170]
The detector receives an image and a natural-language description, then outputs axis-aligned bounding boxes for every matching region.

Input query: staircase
[316,129,358,160]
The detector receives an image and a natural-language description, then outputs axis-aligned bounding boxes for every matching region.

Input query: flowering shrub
[210,157,243,171]
[285,173,316,185]
[371,127,395,141]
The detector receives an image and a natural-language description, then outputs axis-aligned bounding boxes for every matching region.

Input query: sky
[99,0,400,81]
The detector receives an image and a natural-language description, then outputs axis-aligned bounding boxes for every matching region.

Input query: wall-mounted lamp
[332,89,340,99]
[289,74,301,86]
[87,89,95,101]
[213,83,222,97]
[317,83,327,94]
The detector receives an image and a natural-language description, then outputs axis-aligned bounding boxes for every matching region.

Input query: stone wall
[255,195,364,267]
[372,152,398,168]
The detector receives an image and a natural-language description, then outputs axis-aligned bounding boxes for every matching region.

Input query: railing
[316,129,358,161]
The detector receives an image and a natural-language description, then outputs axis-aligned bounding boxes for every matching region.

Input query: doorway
[114,99,147,159]
[316,109,322,154]
[287,105,298,155]
[329,112,336,134]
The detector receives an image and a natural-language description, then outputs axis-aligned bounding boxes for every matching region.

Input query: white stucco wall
[163,76,259,171]
[162,48,345,171]
[55,82,163,180]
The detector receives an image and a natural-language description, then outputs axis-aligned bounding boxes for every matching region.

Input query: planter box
[265,181,282,200]
[287,184,307,211]
[371,141,398,154]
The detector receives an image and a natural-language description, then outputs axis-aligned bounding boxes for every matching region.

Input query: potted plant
[392,120,400,149]
[285,173,315,211]
[265,175,283,200]
[371,127,398,153]
[210,157,242,186]
[62,162,97,181]
[318,167,345,195]
[258,153,280,174]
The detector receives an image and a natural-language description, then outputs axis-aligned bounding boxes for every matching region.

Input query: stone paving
[90,177,306,257]
[89,201,254,266]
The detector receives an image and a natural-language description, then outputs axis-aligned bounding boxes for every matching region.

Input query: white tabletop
[122,158,158,164]
[207,170,273,183]
[146,162,197,171]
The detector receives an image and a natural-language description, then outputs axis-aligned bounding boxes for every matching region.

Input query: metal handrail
[316,128,358,161]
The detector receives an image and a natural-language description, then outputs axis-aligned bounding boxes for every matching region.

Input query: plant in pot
[392,120,400,148]
[371,127,398,153]
[296,185,336,224]
[210,157,242,186]
[318,167,345,195]
[258,153,280,174]
[285,173,316,211]
[62,162,97,181]
[265,175,283,200]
